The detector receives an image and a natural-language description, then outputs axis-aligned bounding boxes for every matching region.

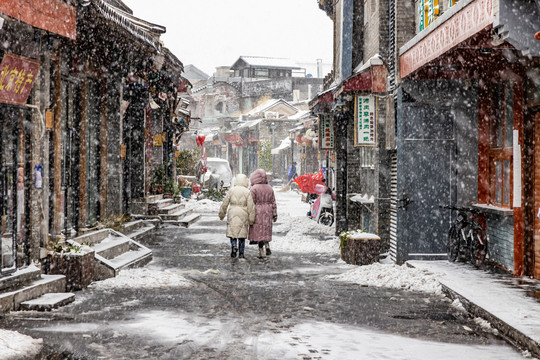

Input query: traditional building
[313,0,540,279]
[0,0,188,277]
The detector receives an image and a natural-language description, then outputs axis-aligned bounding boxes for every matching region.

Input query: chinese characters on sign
[319,114,334,150]
[355,95,376,146]
[0,53,40,106]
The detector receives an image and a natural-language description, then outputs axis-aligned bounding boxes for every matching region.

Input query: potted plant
[46,236,95,291]
[150,164,166,194]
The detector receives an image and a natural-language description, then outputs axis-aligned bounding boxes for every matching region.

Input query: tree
[258,140,272,172]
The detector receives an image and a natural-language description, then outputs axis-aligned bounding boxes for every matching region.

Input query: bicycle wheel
[318,212,334,226]
[470,226,488,267]
[447,225,460,262]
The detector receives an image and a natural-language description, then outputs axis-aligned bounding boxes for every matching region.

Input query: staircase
[0,265,72,313]
[72,229,152,281]
[131,195,201,227]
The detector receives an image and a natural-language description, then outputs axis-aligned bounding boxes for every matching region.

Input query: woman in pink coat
[248,169,277,259]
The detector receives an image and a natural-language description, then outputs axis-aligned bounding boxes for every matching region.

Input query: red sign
[0,0,76,40]
[400,0,493,78]
[0,53,41,106]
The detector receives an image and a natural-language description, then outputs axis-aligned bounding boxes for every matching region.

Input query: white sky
[124,0,334,76]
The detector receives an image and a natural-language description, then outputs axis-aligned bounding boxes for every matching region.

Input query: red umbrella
[293,169,325,194]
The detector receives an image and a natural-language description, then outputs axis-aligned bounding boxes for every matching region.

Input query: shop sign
[153,134,163,146]
[319,114,334,150]
[355,95,377,147]
[0,53,40,106]
[120,144,126,159]
[401,0,493,78]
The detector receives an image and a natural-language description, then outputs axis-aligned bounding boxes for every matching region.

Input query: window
[488,82,514,208]
[254,68,269,77]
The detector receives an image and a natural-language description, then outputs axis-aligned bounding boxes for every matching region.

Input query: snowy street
[0,191,526,359]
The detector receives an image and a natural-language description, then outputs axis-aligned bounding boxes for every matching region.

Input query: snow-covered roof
[236,119,263,129]
[288,110,311,121]
[350,194,375,204]
[231,56,302,70]
[91,0,164,49]
[247,99,298,116]
[271,138,291,154]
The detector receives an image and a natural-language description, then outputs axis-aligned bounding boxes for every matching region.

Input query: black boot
[266,247,271,256]
[238,252,245,259]
[231,246,238,258]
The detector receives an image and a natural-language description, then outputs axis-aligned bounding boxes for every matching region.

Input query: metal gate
[395,102,455,261]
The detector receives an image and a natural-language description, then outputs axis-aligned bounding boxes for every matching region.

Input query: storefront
[396,0,540,276]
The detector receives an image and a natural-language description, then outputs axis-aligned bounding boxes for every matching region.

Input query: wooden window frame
[487,82,514,208]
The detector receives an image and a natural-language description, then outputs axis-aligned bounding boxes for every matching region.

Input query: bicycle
[439,205,489,267]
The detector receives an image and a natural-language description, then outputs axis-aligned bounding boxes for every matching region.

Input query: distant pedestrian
[288,161,297,182]
[218,174,255,259]
[248,169,277,259]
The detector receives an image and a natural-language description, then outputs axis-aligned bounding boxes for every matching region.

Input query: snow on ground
[0,329,42,360]
[88,268,192,290]
[255,321,525,360]
[30,310,524,359]
[324,262,444,295]
[271,190,338,254]
[183,198,221,213]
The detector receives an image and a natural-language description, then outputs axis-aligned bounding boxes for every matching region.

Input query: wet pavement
[0,213,527,359]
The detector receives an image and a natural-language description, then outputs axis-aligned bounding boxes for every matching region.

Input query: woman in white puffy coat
[219,174,256,258]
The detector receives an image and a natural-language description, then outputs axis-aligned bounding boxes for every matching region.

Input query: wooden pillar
[533,111,540,278]
[477,81,490,204]
[99,77,107,220]
[513,82,524,277]
[52,53,62,236]
[79,74,88,227]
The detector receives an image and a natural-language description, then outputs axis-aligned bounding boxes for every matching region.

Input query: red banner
[0,53,41,106]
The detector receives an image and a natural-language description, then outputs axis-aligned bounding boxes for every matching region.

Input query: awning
[271,138,291,155]
[334,56,387,97]
[309,86,336,109]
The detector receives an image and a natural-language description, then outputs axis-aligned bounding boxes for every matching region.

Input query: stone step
[121,221,156,242]
[20,292,75,311]
[73,229,110,246]
[154,198,174,209]
[92,236,131,260]
[146,194,163,203]
[0,265,42,293]
[179,213,201,228]
[160,208,193,221]
[91,230,153,281]
[0,274,66,313]
[121,220,148,234]
[158,203,184,215]
[94,245,152,281]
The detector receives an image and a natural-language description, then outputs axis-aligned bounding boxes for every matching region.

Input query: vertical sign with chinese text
[319,114,334,150]
[355,95,377,146]
[0,53,40,106]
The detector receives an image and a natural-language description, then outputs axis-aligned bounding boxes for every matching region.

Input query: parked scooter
[306,184,335,226]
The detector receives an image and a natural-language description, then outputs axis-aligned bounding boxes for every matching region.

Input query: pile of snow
[325,262,443,295]
[0,329,42,359]
[474,317,499,336]
[89,268,192,290]
[184,198,220,213]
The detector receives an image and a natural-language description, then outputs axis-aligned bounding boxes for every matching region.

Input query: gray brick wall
[486,214,514,271]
